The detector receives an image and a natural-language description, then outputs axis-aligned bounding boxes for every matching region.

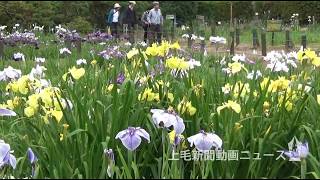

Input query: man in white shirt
[107,3,121,40]
[147,1,163,44]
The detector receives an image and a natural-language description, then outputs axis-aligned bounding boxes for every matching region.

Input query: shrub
[66,16,92,34]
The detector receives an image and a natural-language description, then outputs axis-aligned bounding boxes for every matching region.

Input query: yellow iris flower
[228,62,247,74]
[165,57,189,70]
[234,122,243,131]
[170,42,180,50]
[145,43,159,56]
[15,76,30,95]
[43,108,63,123]
[63,67,85,81]
[157,41,170,57]
[177,99,197,116]
[6,82,19,93]
[217,100,241,115]
[155,80,170,89]
[297,48,320,67]
[233,81,250,98]
[69,67,85,80]
[24,106,36,117]
[168,130,187,148]
[59,133,64,141]
[127,48,139,59]
[138,88,156,102]
[91,59,97,65]
[317,95,320,105]
[6,100,14,110]
[154,92,174,103]
[27,94,40,109]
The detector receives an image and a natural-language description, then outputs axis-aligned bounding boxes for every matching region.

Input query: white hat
[114,3,121,8]
[129,1,136,5]
[153,1,159,5]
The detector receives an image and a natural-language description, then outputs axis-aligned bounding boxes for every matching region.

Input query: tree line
[0,1,319,33]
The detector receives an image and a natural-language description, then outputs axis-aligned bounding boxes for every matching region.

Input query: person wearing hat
[147,1,163,44]
[107,3,121,40]
[123,1,137,44]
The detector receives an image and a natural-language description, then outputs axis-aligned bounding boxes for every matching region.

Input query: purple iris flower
[284,142,309,161]
[27,148,37,177]
[4,32,39,47]
[173,134,185,147]
[169,48,192,60]
[116,73,125,85]
[27,148,37,164]
[86,31,112,43]
[0,140,16,169]
[12,52,25,61]
[0,108,17,116]
[187,130,223,152]
[98,46,124,60]
[104,148,114,162]
[104,148,115,177]
[64,32,83,42]
[151,108,185,134]
[191,43,201,52]
[174,136,181,146]
[154,63,165,75]
[115,127,150,151]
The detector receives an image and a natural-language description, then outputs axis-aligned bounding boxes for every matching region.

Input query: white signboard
[166,15,175,20]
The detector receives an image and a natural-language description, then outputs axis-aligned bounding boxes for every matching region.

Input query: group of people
[106,1,163,44]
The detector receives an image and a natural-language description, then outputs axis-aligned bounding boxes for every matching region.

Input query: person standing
[107,3,121,40]
[141,8,151,43]
[123,1,137,44]
[147,1,163,44]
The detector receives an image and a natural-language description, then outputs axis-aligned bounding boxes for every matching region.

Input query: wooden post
[0,40,4,59]
[187,25,193,48]
[166,15,176,42]
[252,28,258,49]
[211,20,216,36]
[313,16,315,25]
[236,28,240,46]
[65,40,71,50]
[171,19,175,42]
[35,43,39,50]
[162,24,166,41]
[123,24,128,37]
[230,30,235,56]
[271,32,275,46]
[166,29,170,41]
[285,30,291,51]
[75,40,81,54]
[261,31,267,56]
[187,34,192,48]
[301,34,306,50]
[200,39,205,54]
[230,2,233,29]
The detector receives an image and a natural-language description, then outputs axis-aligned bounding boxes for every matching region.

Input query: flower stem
[301,158,307,179]
[161,129,168,177]
[128,150,133,177]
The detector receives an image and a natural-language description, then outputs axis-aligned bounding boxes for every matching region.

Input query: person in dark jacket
[107,3,121,40]
[141,8,151,43]
[123,1,137,44]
